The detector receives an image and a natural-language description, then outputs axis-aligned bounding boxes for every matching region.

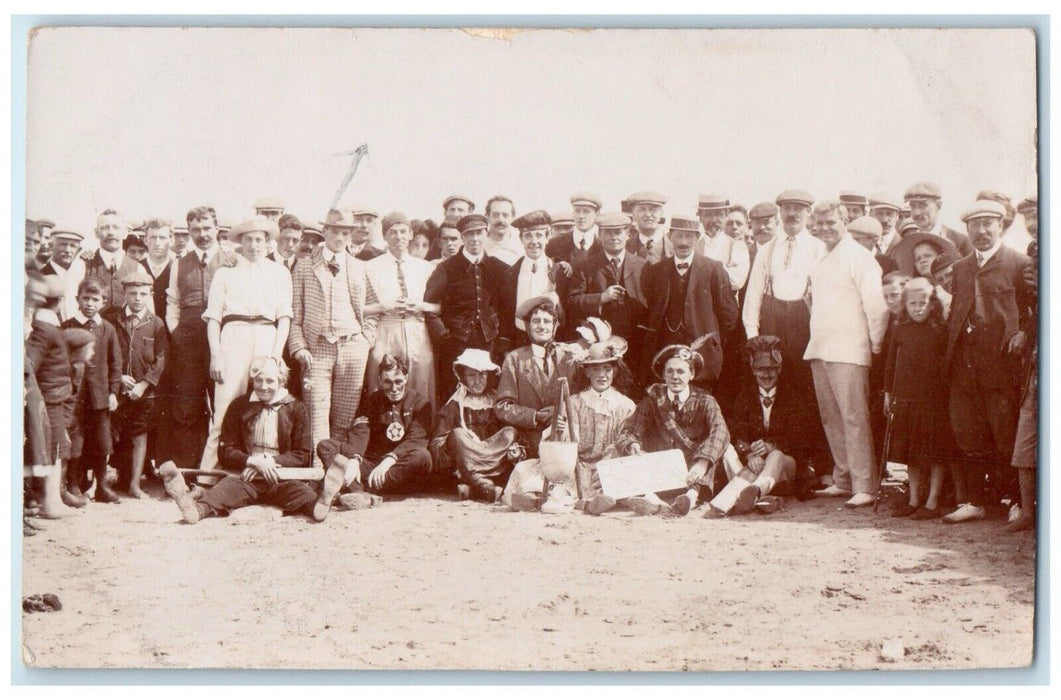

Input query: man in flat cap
[499,210,564,353]
[804,200,889,509]
[40,229,87,322]
[157,206,232,472]
[903,182,974,257]
[443,195,475,220]
[625,191,670,265]
[697,195,751,293]
[483,195,523,266]
[287,208,379,468]
[29,218,55,271]
[848,216,899,277]
[549,211,575,240]
[1017,195,1037,257]
[868,193,904,258]
[346,206,385,261]
[742,190,827,477]
[253,196,285,222]
[83,209,142,312]
[746,202,780,269]
[640,215,738,390]
[546,192,603,266]
[839,192,869,222]
[943,200,1035,524]
[566,212,649,360]
[424,213,510,406]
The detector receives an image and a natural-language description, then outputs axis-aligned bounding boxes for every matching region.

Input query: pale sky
[25,26,1037,243]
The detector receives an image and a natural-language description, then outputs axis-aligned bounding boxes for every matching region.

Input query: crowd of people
[21,184,1039,534]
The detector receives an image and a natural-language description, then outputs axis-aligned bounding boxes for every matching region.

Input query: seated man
[430,348,524,503]
[705,336,798,517]
[314,354,434,521]
[159,357,318,523]
[615,344,730,516]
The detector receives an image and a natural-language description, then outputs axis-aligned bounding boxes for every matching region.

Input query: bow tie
[676,262,690,272]
[326,260,339,276]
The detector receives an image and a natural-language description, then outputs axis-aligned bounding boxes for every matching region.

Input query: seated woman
[159,357,318,524]
[704,336,798,517]
[614,344,730,517]
[430,348,524,503]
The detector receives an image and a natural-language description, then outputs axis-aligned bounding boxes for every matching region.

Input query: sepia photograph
[16,21,1040,675]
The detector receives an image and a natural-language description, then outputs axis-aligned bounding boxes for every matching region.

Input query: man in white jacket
[804,200,890,508]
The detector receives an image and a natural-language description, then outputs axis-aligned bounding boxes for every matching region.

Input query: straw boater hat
[230,216,280,241]
[452,348,500,377]
[253,196,285,213]
[651,344,705,379]
[578,336,628,366]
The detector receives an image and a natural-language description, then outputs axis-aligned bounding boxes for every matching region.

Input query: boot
[59,460,88,508]
[92,462,121,504]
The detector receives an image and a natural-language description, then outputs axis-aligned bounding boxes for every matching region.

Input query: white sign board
[594,449,689,500]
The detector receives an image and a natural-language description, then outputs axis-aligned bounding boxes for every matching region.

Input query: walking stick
[874,346,900,512]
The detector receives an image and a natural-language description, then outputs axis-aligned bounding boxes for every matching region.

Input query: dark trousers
[316,439,434,495]
[198,476,317,517]
[949,334,1020,506]
[70,406,112,491]
[157,320,211,469]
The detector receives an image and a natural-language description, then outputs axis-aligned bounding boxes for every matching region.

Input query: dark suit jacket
[494,344,580,452]
[641,253,739,346]
[101,306,168,389]
[218,391,311,472]
[565,250,648,340]
[84,252,142,311]
[941,225,974,258]
[945,245,1034,382]
[875,253,899,277]
[726,382,799,457]
[345,390,432,464]
[546,233,603,267]
[141,259,172,322]
[424,248,509,346]
[61,316,123,410]
[26,318,74,404]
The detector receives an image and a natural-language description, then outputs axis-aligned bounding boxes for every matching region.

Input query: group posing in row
[22,184,1039,532]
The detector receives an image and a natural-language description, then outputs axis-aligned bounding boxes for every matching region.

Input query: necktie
[645,239,654,252]
[761,395,774,409]
[531,262,538,274]
[783,237,795,269]
[108,262,117,274]
[976,253,986,268]
[540,344,553,376]
[396,259,409,298]
[85,318,96,331]
[200,253,208,268]
[671,393,681,412]
[609,257,621,279]
[326,259,339,277]
[579,237,587,251]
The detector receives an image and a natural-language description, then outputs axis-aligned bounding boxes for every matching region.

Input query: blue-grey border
[9,13,1049,686]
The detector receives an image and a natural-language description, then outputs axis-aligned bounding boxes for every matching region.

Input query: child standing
[884,277,953,519]
[103,268,169,498]
[62,277,123,503]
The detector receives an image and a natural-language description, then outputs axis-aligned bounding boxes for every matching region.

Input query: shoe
[730,483,761,516]
[702,505,725,519]
[844,493,875,508]
[338,492,381,510]
[456,484,471,501]
[892,503,918,518]
[313,462,346,522]
[815,484,851,498]
[159,461,200,524]
[492,486,504,504]
[942,503,985,524]
[507,492,542,512]
[1004,515,1035,533]
[754,496,782,514]
[670,494,693,517]
[626,495,663,516]
[910,506,940,520]
[584,494,616,516]
[1008,504,1023,523]
[60,473,88,508]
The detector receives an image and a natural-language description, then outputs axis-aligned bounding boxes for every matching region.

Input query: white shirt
[322,247,347,274]
[47,256,86,322]
[202,255,293,324]
[759,387,777,430]
[72,310,95,327]
[976,240,1003,267]
[604,250,626,268]
[462,249,483,266]
[638,230,667,262]
[97,248,125,270]
[145,256,171,279]
[515,256,555,331]
[742,230,826,338]
[574,225,598,251]
[701,232,751,291]
[485,227,523,266]
[673,253,695,275]
[122,305,147,323]
[366,251,432,309]
[668,387,691,408]
[530,342,553,374]
[803,235,890,367]
[877,231,897,256]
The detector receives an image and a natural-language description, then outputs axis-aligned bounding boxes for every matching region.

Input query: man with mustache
[499,210,562,354]
[903,182,974,257]
[868,193,904,258]
[483,195,523,266]
[40,229,87,322]
[347,205,385,261]
[625,191,670,264]
[839,192,869,223]
[545,192,603,266]
[83,209,142,312]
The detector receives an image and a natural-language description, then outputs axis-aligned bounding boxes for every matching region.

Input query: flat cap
[253,196,285,211]
[570,192,602,210]
[35,218,56,230]
[847,216,883,239]
[839,191,869,206]
[668,216,700,234]
[120,266,154,288]
[898,220,921,237]
[230,216,280,240]
[696,194,730,210]
[457,213,489,234]
[960,199,1007,222]
[775,189,815,206]
[512,210,552,232]
[597,212,632,229]
[868,193,903,211]
[300,226,323,242]
[1017,195,1038,213]
[549,210,574,226]
[748,202,779,219]
[51,229,84,243]
[173,226,189,235]
[904,182,942,201]
[627,191,667,206]
[747,335,783,370]
[443,195,476,211]
[381,212,411,233]
[349,205,379,219]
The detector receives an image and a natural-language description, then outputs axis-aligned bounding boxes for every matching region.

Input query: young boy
[62,277,123,503]
[103,267,168,498]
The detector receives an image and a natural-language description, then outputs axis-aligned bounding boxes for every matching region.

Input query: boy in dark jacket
[62,277,123,503]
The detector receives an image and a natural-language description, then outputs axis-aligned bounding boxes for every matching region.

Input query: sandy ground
[21,478,1036,672]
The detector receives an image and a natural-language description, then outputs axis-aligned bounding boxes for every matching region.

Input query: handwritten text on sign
[594,449,688,499]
